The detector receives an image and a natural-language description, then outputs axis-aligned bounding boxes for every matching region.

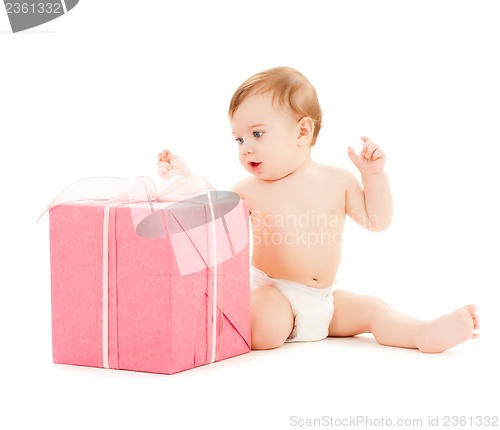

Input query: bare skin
[227,92,479,353]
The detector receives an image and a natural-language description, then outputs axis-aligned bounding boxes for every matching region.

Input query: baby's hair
[228,67,322,146]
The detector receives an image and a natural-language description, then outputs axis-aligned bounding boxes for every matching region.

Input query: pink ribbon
[45,173,214,211]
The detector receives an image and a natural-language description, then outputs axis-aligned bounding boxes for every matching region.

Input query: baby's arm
[345,137,393,231]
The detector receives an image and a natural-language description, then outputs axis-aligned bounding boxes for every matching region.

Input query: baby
[159,67,479,353]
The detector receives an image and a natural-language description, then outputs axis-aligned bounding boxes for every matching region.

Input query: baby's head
[229,67,322,145]
[229,67,323,180]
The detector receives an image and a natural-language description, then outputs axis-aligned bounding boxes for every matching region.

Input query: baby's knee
[366,295,390,309]
[250,286,294,350]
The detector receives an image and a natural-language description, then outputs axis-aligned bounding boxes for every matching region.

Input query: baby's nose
[241,142,254,155]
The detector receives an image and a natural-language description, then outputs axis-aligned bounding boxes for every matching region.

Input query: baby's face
[230,93,306,181]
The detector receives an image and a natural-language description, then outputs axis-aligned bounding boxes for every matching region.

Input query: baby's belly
[251,230,342,288]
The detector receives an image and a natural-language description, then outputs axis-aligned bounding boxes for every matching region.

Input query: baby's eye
[253,131,264,138]
[235,137,244,145]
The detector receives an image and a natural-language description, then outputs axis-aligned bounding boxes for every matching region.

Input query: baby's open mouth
[249,161,262,168]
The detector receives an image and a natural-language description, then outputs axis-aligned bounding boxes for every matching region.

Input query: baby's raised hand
[157,149,192,180]
[348,136,386,175]
[157,149,173,178]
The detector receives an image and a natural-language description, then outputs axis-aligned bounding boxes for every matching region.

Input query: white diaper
[250,266,335,342]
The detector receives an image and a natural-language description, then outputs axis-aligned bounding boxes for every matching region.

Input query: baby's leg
[328,290,479,353]
[250,286,294,350]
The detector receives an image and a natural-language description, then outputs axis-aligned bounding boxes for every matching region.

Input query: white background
[1,1,499,429]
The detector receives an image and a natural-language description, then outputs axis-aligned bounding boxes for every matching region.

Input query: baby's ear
[297,117,314,146]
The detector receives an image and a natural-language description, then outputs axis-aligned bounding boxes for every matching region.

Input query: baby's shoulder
[315,163,357,186]
[231,175,259,200]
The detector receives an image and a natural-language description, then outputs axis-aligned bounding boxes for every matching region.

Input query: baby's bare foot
[416,305,479,353]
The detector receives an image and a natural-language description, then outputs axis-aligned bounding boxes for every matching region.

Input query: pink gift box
[49,196,250,374]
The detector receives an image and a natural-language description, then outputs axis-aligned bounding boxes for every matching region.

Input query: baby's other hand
[157,149,174,179]
[157,149,192,180]
[348,136,386,175]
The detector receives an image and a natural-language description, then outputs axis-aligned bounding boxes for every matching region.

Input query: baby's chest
[248,190,344,231]
[248,181,344,216]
